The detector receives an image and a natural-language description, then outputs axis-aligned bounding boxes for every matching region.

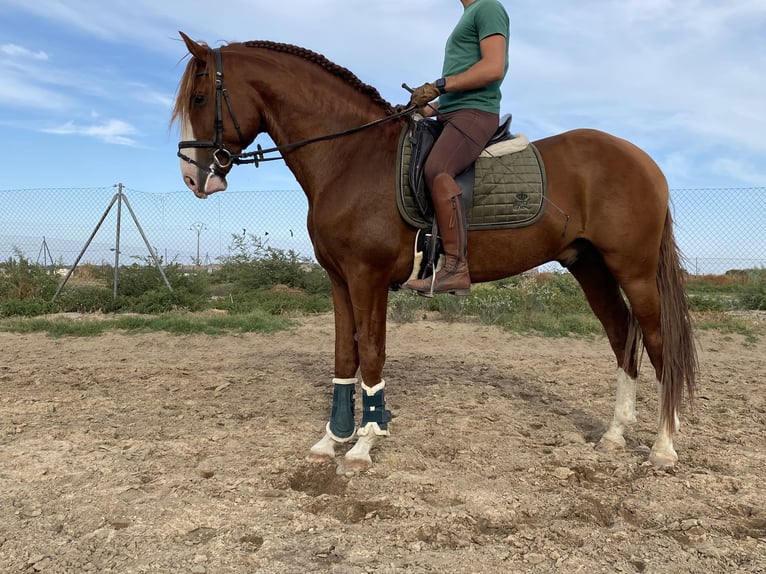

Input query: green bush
[387,273,601,336]
[54,286,118,314]
[216,231,331,296]
[739,269,766,310]
[687,268,766,311]
[216,287,332,316]
[0,298,55,317]
[0,254,58,301]
[104,263,211,313]
[0,254,59,316]
[687,295,730,312]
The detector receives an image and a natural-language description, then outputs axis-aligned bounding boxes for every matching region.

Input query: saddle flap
[408,118,443,216]
[487,113,513,146]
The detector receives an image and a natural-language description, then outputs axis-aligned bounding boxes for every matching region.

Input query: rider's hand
[419,101,439,117]
[409,82,441,107]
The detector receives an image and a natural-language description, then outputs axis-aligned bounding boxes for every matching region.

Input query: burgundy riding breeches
[424,108,499,190]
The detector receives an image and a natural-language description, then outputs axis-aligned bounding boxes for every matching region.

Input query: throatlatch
[326,377,357,442]
[357,380,393,437]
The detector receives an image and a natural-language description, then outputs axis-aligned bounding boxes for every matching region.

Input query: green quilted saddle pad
[396,126,548,230]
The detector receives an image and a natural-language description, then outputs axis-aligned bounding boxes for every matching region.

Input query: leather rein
[177,47,414,178]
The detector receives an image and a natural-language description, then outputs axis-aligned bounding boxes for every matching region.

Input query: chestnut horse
[172,33,697,474]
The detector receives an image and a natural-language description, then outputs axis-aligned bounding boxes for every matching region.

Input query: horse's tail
[656,208,698,432]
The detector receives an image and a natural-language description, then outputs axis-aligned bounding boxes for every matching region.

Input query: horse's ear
[179,31,208,61]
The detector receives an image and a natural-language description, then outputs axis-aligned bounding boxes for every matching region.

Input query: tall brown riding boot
[404,173,471,297]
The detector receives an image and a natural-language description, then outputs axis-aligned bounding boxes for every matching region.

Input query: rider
[404,0,510,296]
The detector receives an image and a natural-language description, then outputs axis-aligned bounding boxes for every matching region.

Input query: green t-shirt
[438,0,510,115]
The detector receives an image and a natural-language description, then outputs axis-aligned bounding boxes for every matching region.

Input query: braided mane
[244,41,394,114]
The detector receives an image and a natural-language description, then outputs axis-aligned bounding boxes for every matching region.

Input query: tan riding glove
[409,82,441,107]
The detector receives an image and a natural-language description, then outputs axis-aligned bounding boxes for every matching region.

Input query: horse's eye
[192,94,207,106]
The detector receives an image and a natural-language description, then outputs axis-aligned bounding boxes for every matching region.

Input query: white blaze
[179,116,199,186]
[179,115,227,197]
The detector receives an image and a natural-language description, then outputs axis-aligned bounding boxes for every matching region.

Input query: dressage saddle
[408,114,513,216]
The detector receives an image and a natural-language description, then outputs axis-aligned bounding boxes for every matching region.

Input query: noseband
[177,48,415,174]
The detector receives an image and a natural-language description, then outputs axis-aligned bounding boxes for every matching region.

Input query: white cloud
[507,0,766,172]
[43,119,139,145]
[0,70,72,110]
[0,43,49,60]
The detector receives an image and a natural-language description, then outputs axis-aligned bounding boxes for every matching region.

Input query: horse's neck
[265,96,383,188]
[249,55,393,195]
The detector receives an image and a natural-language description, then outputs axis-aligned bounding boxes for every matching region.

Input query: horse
[172,32,697,475]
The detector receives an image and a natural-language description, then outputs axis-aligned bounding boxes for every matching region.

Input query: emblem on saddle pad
[396,116,548,231]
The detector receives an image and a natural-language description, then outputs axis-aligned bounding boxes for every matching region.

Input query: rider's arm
[442,34,506,93]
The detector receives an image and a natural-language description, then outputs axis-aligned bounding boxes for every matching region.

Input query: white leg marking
[307,432,338,463]
[599,368,637,450]
[306,377,358,462]
[337,433,377,475]
[650,380,679,468]
[337,379,389,474]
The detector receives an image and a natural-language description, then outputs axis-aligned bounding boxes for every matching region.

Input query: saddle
[408,114,514,216]
[397,115,547,230]
[396,115,547,283]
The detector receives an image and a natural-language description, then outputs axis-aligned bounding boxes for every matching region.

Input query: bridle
[177,47,414,177]
[177,48,247,179]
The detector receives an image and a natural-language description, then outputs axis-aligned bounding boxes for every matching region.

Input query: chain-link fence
[1,185,763,275]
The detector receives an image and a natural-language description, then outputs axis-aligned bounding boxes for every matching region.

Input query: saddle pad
[396,126,548,230]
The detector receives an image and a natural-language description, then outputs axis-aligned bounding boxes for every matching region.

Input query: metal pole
[122,193,174,293]
[113,183,124,300]
[53,192,119,300]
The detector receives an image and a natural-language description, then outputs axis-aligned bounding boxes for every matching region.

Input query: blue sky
[1,0,765,195]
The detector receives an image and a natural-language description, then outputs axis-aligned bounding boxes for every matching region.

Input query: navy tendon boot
[326,377,357,442]
[357,380,393,437]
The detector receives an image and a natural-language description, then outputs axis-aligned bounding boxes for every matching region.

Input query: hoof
[307,432,339,463]
[306,451,334,464]
[596,436,625,452]
[336,454,372,476]
[649,449,677,469]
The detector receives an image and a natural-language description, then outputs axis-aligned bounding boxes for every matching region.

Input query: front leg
[337,379,392,474]
[307,377,357,462]
[307,279,360,463]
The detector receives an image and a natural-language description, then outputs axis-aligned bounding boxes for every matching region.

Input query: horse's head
[173,33,401,199]
[172,32,260,198]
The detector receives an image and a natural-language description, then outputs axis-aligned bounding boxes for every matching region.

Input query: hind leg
[650,380,681,468]
[613,272,679,468]
[599,369,638,451]
[567,249,640,451]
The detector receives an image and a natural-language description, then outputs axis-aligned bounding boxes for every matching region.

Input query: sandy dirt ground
[1,313,764,573]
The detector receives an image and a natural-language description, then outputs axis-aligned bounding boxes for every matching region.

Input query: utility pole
[190,222,207,266]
